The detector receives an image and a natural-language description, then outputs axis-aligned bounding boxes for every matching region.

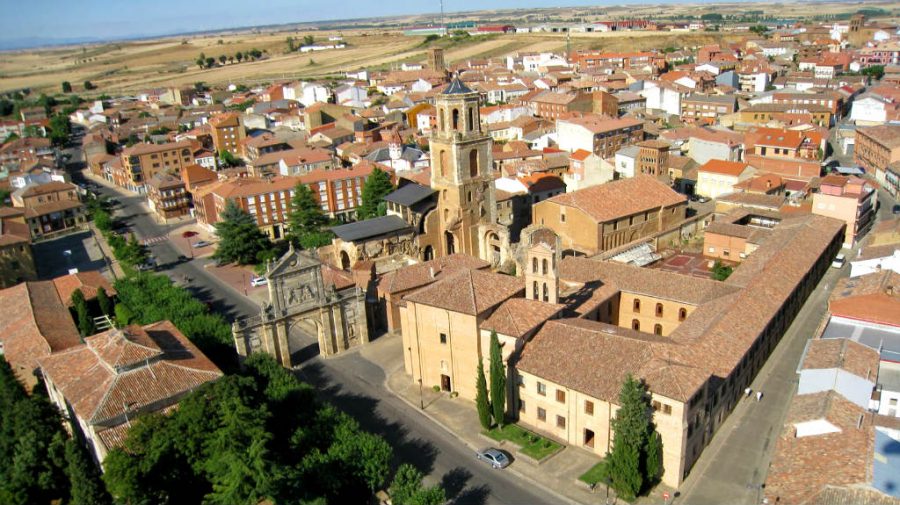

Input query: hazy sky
[1,0,609,43]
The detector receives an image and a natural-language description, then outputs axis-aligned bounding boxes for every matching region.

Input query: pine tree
[288,183,331,250]
[357,168,394,220]
[96,286,112,317]
[644,430,663,486]
[212,200,271,265]
[606,374,651,500]
[475,358,491,430]
[489,331,506,427]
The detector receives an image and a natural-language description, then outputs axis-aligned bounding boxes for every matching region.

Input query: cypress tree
[644,430,663,487]
[475,358,491,430]
[65,438,112,505]
[489,331,506,427]
[606,374,650,500]
[96,286,112,317]
[70,289,94,337]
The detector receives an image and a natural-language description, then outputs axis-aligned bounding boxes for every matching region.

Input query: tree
[65,438,112,505]
[114,303,133,326]
[711,260,733,281]
[70,288,94,337]
[83,80,96,90]
[357,167,394,220]
[750,24,769,35]
[644,431,663,486]
[218,54,227,65]
[236,51,244,63]
[205,56,216,68]
[213,200,271,265]
[606,374,660,500]
[286,36,296,52]
[489,330,506,427]
[96,286,113,317]
[219,149,238,167]
[61,81,72,93]
[48,114,71,146]
[196,53,206,69]
[288,183,332,249]
[389,464,446,505]
[475,358,491,430]
[303,35,315,46]
[0,188,10,207]
[862,64,885,80]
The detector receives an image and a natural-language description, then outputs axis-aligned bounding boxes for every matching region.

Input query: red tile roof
[52,271,116,307]
[699,159,751,177]
[403,269,523,316]
[543,175,686,223]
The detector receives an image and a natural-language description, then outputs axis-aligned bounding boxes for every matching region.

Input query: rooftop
[543,175,686,223]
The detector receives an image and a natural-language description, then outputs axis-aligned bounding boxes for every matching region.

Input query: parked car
[831,253,845,269]
[476,448,510,469]
[192,240,211,248]
[250,275,268,287]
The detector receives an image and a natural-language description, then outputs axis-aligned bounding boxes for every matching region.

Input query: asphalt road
[68,142,558,504]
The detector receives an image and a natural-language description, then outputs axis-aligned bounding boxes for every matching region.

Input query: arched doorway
[340,251,351,270]
[485,231,501,265]
[469,149,478,177]
[423,246,434,261]
[445,231,455,255]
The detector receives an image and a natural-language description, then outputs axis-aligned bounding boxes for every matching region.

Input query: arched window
[468,107,475,131]
[542,283,549,302]
[656,303,664,317]
[533,281,539,300]
[542,258,548,275]
[633,299,641,313]
[469,150,478,177]
[632,319,640,331]
[439,111,445,131]
[532,257,538,273]
[452,108,460,130]
[654,324,663,336]
[679,308,687,321]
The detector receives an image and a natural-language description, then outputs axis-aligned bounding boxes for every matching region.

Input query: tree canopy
[357,167,394,220]
[212,200,271,266]
[606,374,663,500]
[288,183,332,250]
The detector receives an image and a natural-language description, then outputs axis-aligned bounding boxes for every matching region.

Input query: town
[1,2,900,505]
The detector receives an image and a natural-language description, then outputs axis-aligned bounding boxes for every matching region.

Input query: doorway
[584,429,595,448]
[441,374,451,392]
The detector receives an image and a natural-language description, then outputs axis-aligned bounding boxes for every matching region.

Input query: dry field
[1,0,898,95]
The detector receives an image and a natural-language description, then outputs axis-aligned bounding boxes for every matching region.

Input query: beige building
[118,141,195,193]
[811,174,877,248]
[696,159,754,199]
[400,268,523,400]
[209,112,246,157]
[532,175,687,255]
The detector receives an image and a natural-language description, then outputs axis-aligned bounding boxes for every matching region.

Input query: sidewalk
[359,333,631,505]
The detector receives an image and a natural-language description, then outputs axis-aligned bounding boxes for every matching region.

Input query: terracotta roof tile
[403,269,523,316]
[52,271,116,307]
[801,338,879,381]
[378,254,490,295]
[480,298,564,338]
[543,175,685,223]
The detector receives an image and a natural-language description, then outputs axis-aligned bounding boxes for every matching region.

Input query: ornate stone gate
[232,247,369,367]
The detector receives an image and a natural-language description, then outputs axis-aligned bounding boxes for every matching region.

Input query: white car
[192,240,211,248]
[250,275,268,287]
[831,253,845,269]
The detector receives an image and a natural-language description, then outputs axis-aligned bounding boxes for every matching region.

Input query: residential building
[681,95,738,124]
[10,181,87,239]
[744,127,825,160]
[812,175,877,248]
[856,125,900,188]
[0,214,35,287]
[529,92,593,119]
[40,322,223,462]
[564,149,615,192]
[146,173,191,221]
[556,115,644,158]
[737,103,833,128]
[635,140,671,181]
[208,176,299,239]
[208,112,246,157]
[532,175,687,255]
[118,141,195,193]
[696,160,754,199]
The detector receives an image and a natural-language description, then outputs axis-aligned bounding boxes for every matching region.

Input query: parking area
[32,229,111,279]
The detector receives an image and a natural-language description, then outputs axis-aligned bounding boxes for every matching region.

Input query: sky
[0,0,611,47]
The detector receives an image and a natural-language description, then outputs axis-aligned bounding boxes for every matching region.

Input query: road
[67,139,558,505]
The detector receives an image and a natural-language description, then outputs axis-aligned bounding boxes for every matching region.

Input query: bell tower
[523,227,560,304]
[430,78,495,258]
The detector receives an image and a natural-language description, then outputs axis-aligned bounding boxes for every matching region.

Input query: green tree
[475,358,491,430]
[96,286,113,317]
[205,56,216,68]
[218,54,227,65]
[389,464,446,505]
[65,438,112,505]
[286,36,296,51]
[489,330,506,427]
[114,303,134,326]
[213,200,271,265]
[357,167,394,220]
[288,183,331,249]
[711,260,733,281]
[48,114,71,146]
[606,374,657,500]
[0,188,10,206]
[70,288,94,337]
[862,65,885,80]
[196,52,206,69]
[644,430,663,486]
[83,80,96,90]
[303,35,315,46]
[236,52,244,62]
[61,81,73,93]
[219,149,238,167]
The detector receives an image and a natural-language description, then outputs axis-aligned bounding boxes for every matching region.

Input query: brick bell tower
[430,78,495,258]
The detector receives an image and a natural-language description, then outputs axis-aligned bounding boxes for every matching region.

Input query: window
[542,259,548,275]
[556,390,566,403]
[532,257,538,273]
[439,333,447,344]
[633,299,641,313]
[632,319,640,331]
[679,308,688,321]
[556,415,566,429]
[560,210,566,223]
[585,400,594,415]
[708,247,715,253]
[543,283,549,302]
[655,303,663,317]
[520,400,526,413]
[654,324,663,336]
[537,407,546,421]
[537,382,546,396]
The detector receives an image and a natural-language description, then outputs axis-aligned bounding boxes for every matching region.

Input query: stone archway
[445,231,456,255]
[340,250,351,270]
[423,245,434,261]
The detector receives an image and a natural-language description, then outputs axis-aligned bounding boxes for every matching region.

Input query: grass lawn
[484,424,562,461]
[578,461,608,486]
